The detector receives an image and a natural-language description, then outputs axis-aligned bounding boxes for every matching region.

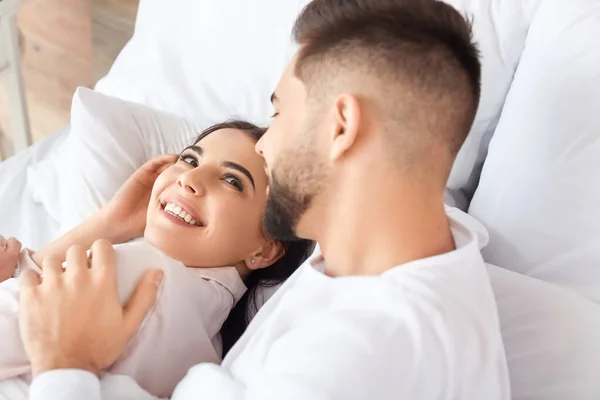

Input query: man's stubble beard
[262,121,328,242]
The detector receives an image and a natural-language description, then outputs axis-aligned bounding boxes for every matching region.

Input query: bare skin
[0,236,21,282]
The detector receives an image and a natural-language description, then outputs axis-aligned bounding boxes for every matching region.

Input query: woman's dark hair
[190,119,315,354]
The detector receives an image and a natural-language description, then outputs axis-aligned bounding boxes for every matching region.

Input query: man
[19,0,510,398]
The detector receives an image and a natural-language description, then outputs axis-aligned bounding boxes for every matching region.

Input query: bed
[0,126,67,249]
[1,0,600,399]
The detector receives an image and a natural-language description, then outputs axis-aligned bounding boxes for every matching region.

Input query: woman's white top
[0,240,246,398]
[28,212,510,399]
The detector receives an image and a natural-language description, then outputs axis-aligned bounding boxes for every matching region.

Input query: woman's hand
[100,154,178,243]
[0,236,21,282]
[20,240,163,377]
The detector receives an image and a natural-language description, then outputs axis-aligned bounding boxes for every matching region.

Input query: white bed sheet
[0,126,69,250]
[0,377,29,400]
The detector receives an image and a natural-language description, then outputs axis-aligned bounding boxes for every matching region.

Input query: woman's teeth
[164,202,197,226]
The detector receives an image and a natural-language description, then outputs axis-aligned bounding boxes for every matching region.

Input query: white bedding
[0,128,69,400]
[0,377,29,400]
[0,127,68,250]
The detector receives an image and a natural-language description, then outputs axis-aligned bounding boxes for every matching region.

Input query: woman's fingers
[140,154,178,176]
[4,238,22,273]
[6,237,22,254]
[130,154,178,188]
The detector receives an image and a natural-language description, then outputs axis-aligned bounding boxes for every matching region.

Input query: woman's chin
[144,227,209,267]
[144,228,183,260]
[144,224,242,268]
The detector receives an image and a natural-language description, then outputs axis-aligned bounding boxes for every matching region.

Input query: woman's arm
[31,154,177,268]
[31,212,123,267]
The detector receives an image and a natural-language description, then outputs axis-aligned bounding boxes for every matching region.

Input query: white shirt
[28,213,510,400]
[0,240,246,398]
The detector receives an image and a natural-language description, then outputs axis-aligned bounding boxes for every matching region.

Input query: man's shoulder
[290,259,501,354]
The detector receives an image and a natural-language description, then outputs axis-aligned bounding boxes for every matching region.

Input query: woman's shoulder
[112,238,184,304]
[112,239,226,305]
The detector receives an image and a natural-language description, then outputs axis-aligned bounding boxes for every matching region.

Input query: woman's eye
[180,155,198,167]
[224,176,244,192]
[270,111,279,118]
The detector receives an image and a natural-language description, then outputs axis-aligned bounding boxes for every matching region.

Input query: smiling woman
[145,123,272,269]
[0,119,313,397]
[143,120,314,353]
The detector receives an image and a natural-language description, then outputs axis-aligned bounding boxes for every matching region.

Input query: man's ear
[245,240,285,271]
[329,93,361,161]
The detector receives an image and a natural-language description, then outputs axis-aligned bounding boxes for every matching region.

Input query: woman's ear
[329,93,361,162]
[245,240,285,270]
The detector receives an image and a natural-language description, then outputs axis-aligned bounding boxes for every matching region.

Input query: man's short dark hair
[292,0,481,174]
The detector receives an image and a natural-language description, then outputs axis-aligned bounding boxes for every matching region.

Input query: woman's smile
[159,196,205,228]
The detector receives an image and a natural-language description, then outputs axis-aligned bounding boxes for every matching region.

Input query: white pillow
[451,208,600,399]
[488,264,600,400]
[94,0,309,127]
[94,0,544,211]
[441,0,544,210]
[468,0,600,302]
[27,88,200,233]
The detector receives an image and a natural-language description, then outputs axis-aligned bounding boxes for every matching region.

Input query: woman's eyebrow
[182,145,203,156]
[222,161,255,190]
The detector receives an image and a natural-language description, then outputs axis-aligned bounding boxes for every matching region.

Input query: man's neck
[315,180,454,277]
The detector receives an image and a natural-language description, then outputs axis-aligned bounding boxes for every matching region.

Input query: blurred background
[0,0,139,143]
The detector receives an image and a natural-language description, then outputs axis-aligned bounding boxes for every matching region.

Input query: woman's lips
[159,205,202,228]
[159,196,205,228]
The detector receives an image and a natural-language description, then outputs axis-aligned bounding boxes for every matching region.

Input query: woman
[0,121,313,397]
[0,236,21,282]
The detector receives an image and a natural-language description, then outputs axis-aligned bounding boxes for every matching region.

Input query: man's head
[257,0,481,241]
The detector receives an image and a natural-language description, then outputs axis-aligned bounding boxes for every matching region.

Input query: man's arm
[210,312,410,399]
[171,313,411,400]
[30,370,102,400]
[29,313,407,400]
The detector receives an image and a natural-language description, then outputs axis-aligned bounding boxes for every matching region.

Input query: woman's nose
[176,172,204,195]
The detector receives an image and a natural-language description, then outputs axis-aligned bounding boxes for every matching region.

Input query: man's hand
[100,154,178,243]
[0,236,21,282]
[19,240,163,377]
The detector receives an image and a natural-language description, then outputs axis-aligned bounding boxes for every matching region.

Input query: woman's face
[145,128,270,267]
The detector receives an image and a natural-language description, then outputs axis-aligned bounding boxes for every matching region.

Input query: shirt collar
[306,206,485,274]
[308,243,326,273]
[194,267,247,304]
